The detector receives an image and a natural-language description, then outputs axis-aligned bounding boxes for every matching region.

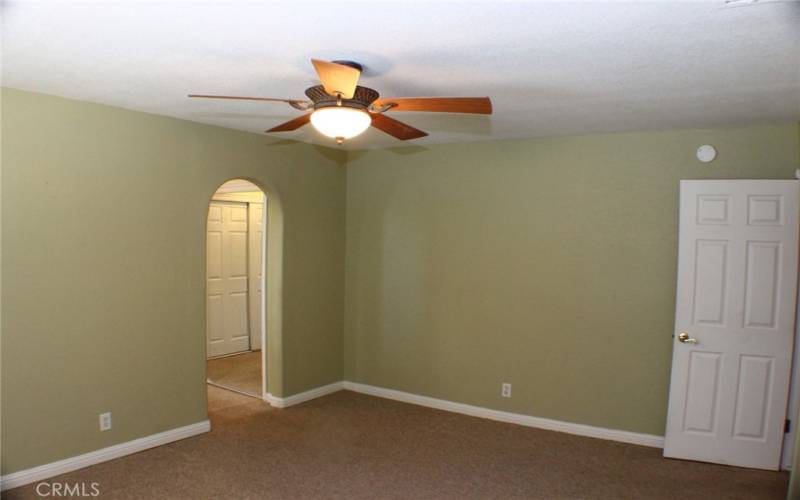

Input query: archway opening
[205,179,267,399]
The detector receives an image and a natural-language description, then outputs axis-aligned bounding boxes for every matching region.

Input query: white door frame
[259,195,268,400]
[207,188,268,400]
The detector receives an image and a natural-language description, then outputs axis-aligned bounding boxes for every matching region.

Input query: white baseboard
[2,381,664,491]
[264,381,345,408]
[0,421,210,491]
[343,381,665,448]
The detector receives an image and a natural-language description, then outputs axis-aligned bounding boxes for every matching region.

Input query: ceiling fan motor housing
[305,85,379,111]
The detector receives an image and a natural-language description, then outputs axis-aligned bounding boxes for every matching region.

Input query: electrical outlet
[99,412,112,431]
[501,383,512,398]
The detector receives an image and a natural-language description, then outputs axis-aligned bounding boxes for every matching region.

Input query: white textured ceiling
[3,1,799,150]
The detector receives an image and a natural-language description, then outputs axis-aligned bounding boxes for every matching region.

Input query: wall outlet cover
[99,412,112,431]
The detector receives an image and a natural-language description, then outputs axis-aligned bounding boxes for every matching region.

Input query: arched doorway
[205,179,268,399]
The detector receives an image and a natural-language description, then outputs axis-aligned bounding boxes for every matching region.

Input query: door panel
[207,294,223,343]
[732,355,773,440]
[743,241,780,328]
[692,240,728,325]
[683,351,722,435]
[664,180,799,470]
[229,233,248,276]
[206,201,250,358]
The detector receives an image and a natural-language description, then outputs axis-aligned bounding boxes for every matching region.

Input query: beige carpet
[206,350,262,397]
[5,387,789,499]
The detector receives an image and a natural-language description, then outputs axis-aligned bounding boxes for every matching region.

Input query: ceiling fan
[189,59,492,145]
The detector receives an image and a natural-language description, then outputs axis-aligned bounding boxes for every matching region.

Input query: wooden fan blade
[373,97,492,114]
[188,94,308,105]
[370,113,428,141]
[266,113,311,133]
[311,59,360,99]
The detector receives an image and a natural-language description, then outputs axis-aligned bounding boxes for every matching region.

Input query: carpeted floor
[5,387,789,499]
[206,350,262,397]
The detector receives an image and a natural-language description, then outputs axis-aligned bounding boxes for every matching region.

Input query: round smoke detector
[697,145,717,163]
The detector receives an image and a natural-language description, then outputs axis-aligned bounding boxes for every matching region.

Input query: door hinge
[785,419,791,433]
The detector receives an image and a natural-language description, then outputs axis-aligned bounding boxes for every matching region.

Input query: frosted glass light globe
[310,107,371,141]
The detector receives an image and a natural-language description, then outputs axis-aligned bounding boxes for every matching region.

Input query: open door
[664,180,799,470]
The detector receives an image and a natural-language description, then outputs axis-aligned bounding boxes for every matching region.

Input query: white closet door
[248,201,265,350]
[664,180,799,470]
[207,201,250,358]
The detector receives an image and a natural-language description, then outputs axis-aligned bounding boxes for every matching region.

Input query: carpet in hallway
[206,350,261,397]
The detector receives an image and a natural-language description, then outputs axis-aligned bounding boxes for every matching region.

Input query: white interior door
[248,200,265,350]
[664,180,799,470]
[207,201,250,358]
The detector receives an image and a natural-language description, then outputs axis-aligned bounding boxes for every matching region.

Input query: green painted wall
[790,124,800,500]
[3,88,799,478]
[1,89,347,474]
[344,124,800,436]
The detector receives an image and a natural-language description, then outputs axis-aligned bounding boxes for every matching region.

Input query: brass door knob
[678,332,698,344]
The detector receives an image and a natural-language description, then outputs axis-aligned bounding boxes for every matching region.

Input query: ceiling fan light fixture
[190,59,492,143]
[310,107,371,142]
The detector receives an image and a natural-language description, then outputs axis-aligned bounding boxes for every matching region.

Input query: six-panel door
[206,201,251,358]
[664,180,799,470]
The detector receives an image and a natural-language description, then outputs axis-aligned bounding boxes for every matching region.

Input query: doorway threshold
[206,380,261,400]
